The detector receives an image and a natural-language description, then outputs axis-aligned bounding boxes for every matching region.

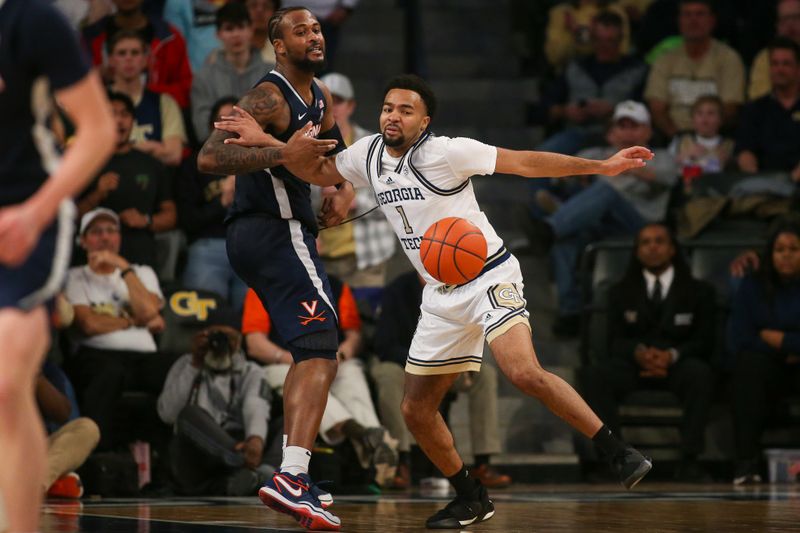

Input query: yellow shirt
[645,39,745,131]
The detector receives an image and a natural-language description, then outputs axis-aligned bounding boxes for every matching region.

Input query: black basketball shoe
[612,446,653,489]
[425,483,495,529]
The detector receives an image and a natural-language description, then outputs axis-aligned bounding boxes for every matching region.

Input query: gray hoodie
[157,351,271,441]
[191,48,273,139]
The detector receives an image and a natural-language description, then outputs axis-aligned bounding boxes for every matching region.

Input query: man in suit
[579,223,716,480]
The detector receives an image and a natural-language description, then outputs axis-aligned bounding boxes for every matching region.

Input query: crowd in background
[38,0,800,499]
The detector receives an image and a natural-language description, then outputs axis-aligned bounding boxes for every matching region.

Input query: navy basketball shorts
[0,201,75,311]
[227,216,339,355]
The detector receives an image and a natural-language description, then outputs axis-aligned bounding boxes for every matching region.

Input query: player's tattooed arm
[197,84,285,175]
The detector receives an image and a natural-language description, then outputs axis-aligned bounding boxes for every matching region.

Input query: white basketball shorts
[406,254,531,375]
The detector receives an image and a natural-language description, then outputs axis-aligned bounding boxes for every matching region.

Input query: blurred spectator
[191,3,272,140]
[579,223,715,481]
[545,0,631,73]
[370,271,511,490]
[241,282,399,487]
[668,94,734,179]
[246,0,280,65]
[539,10,648,155]
[177,97,247,311]
[528,101,678,337]
[163,0,240,73]
[83,0,192,108]
[106,31,187,167]
[282,0,359,69]
[315,72,395,310]
[736,38,800,179]
[157,325,275,495]
[77,91,176,269]
[749,0,800,100]
[645,0,745,138]
[39,360,101,498]
[728,221,800,485]
[53,0,114,29]
[64,208,171,451]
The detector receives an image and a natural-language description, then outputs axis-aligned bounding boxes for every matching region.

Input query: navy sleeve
[23,2,90,91]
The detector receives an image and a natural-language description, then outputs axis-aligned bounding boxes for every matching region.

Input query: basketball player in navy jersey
[0,1,115,531]
[217,74,656,529]
[198,6,350,531]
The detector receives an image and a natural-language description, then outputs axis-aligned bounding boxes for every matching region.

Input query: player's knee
[401,397,424,429]
[507,366,549,397]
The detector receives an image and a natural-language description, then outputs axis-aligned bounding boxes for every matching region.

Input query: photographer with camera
[157,324,275,496]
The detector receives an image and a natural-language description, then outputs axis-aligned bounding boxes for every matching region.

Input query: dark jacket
[608,267,716,366]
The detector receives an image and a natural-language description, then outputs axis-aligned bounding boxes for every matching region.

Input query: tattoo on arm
[198,85,285,174]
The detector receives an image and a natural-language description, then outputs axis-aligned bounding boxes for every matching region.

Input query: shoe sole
[623,458,653,490]
[258,486,341,530]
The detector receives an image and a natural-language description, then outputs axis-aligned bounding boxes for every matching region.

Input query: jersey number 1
[395,205,413,234]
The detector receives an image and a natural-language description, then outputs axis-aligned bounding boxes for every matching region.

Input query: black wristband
[120,267,135,278]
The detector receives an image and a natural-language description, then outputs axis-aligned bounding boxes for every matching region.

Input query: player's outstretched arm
[494,146,654,178]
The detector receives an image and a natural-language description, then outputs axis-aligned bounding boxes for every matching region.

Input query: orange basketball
[420,217,488,285]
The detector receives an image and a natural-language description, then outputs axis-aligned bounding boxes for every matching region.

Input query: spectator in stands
[157,324,275,495]
[106,31,187,167]
[77,91,176,269]
[314,72,396,310]
[579,223,716,481]
[644,0,745,138]
[371,271,512,490]
[164,0,237,73]
[669,94,734,178]
[64,208,171,451]
[749,0,800,100]
[530,101,678,337]
[54,0,114,29]
[178,97,247,311]
[241,282,399,487]
[728,221,800,485]
[246,0,280,65]
[736,38,800,179]
[39,360,101,499]
[545,0,631,73]
[83,0,192,109]
[282,0,359,69]
[539,10,648,155]
[191,3,272,140]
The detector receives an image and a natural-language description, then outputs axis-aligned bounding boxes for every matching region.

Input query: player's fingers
[223,137,249,146]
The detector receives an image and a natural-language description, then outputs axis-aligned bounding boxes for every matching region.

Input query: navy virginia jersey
[227,70,341,235]
[0,0,90,207]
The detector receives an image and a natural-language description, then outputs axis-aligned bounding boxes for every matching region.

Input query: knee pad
[289,329,339,362]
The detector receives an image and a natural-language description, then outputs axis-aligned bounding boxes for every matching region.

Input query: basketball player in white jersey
[215,74,654,529]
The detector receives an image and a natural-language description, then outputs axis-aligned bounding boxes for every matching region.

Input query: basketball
[420,217,488,285]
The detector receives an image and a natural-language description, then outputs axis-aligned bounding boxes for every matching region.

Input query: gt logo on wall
[170,291,217,321]
[488,283,525,311]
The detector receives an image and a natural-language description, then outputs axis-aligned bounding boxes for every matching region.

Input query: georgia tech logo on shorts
[299,300,327,326]
[169,291,217,321]
[488,283,525,311]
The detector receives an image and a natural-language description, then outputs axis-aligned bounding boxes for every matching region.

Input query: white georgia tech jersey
[336,132,507,287]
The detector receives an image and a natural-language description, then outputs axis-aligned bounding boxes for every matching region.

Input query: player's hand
[318,181,354,228]
[0,203,42,267]
[729,249,759,278]
[601,146,653,176]
[97,172,120,196]
[215,106,280,148]
[282,122,339,166]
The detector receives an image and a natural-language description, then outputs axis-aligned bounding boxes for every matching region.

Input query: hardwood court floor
[40,484,800,533]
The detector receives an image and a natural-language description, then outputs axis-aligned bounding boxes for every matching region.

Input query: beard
[288,49,326,74]
[382,131,406,147]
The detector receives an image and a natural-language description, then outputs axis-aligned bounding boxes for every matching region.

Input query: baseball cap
[321,72,354,100]
[612,100,651,125]
[79,207,119,235]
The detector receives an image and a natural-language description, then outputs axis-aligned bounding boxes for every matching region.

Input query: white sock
[281,446,311,476]
[282,434,288,462]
